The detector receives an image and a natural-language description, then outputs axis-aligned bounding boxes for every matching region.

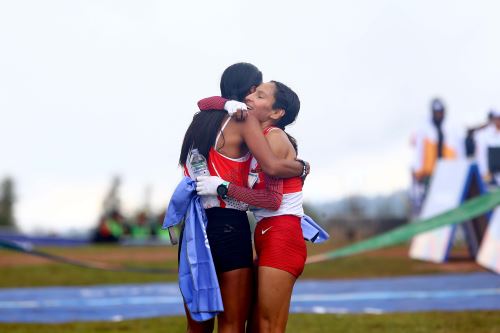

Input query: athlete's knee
[257,317,272,333]
[186,324,214,333]
[259,312,288,333]
[218,320,246,333]
[186,317,214,333]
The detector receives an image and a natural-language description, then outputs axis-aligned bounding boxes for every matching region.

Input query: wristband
[216,181,230,199]
[296,159,309,178]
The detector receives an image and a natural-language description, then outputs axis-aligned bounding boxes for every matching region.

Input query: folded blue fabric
[301,214,330,243]
[163,177,223,321]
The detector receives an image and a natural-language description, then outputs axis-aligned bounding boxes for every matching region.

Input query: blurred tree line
[0,177,16,228]
[0,173,412,245]
[304,191,411,245]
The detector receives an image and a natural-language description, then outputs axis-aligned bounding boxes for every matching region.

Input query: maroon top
[228,175,283,211]
[197,96,227,111]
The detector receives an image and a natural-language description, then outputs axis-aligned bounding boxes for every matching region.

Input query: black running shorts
[205,207,253,273]
[177,207,253,273]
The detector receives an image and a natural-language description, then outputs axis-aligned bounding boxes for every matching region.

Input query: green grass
[0,263,178,288]
[0,244,497,332]
[302,254,479,279]
[0,244,486,288]
[302,241,485,279]
[0,245,178,287]
[1,312,498,333]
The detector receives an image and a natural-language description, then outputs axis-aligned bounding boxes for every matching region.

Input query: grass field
[0,243,497,332]
[1,312,499,333]
[0,243,487,287]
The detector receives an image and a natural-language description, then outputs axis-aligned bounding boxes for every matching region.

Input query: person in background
[410,98,463,216]
[92,210,124,243]
[474,109,500,185]
[465,110,494,158]
[129,211,150,241]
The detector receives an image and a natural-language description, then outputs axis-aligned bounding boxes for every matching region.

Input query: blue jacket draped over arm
[163,177,223,322]
[301,214,330,243]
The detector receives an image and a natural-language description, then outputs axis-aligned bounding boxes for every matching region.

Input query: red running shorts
[254,215,307,278]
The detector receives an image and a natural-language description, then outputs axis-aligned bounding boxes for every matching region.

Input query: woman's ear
[270,108,285,121]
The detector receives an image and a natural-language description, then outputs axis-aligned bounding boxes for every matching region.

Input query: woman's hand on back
[224,100,248,121]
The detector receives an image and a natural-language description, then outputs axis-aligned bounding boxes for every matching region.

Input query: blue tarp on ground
[0,232,90,247]
[0,273,498,323]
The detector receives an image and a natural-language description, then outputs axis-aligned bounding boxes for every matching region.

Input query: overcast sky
[1,1,499,233]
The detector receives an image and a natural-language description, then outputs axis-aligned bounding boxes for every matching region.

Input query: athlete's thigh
[256,266,296,326]
[219,268,253,319]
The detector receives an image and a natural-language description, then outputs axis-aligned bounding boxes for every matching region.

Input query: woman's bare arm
[225,127,295,209]
[240,113,303,178]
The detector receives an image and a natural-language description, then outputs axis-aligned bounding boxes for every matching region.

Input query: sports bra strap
[263,126,279,136]
[215,117,232,149]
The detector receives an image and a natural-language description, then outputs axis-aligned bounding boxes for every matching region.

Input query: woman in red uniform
[196,80,305,333]
[179,63,305,333]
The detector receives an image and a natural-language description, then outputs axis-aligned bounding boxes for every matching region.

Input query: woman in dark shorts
[197,81,307,333]
[178,63,306,333]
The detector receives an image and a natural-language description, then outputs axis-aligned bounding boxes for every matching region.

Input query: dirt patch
[0,247,177,268]
[1,244,485,275]
[364,245,486,273]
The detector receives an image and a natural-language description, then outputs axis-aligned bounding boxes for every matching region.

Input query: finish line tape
[306,190,500,264]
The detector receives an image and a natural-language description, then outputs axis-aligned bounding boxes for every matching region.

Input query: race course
[1,272,498,323]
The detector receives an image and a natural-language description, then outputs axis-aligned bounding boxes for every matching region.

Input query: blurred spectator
[474,109,500,185]
[410,98,463,216]
[152,211,172,242]
[465,110,494,158]
[92,210,125,243]
[129,211,151,240]
[102,176,121,218]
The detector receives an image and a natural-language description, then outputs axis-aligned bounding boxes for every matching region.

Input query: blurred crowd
[410,98,499,215]
[90,177,172,243]
[92,209,170,243]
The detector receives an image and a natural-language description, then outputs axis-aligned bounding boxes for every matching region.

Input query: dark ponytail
[179,63,263,165]
[271,80,300,153]
[283,132,298,154]
[220,63,263,102]
[179,111,227,165]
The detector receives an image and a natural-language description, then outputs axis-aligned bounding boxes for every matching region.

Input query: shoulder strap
[215,117,232,149]
[263,126,279,136]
